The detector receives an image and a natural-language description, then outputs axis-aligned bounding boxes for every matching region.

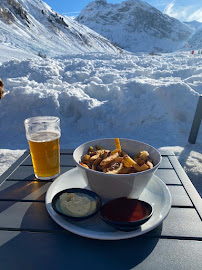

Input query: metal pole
[188,95,202,144]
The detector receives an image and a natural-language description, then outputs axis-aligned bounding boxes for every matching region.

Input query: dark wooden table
[0,149,201,270]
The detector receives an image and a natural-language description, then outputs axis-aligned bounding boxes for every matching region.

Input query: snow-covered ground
[0,49,201,196]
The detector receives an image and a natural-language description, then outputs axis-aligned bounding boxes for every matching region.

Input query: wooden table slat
[155,169,181,185]
[168,156,202,220]
[0,180,193,207]
[167,186,193,207]
[0,180,51,202]
[159,156,173,169]
[22,153,76,167]
[6,166,73,181]
[0,201,201,239]
[0,231,201,270]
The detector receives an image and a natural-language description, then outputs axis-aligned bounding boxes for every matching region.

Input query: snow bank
[0,51,201,148]
[0,51,201,195]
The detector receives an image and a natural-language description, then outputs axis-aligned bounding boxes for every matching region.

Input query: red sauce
[101,197,150,222]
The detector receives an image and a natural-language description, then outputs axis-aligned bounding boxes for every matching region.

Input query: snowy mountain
[76,0,194,53]
[184,21,202,50]
[0,0,122,60]
[184,21,202,30]
[187,25,202,50]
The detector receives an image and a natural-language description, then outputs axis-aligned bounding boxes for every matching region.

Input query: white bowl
[73,138,162,201]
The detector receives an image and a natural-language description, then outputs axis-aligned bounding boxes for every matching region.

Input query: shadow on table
[0,189,162,269]
[0,170,161,269]
[0,166,72,213]
[0,166,72,212]
[0,225,161,270]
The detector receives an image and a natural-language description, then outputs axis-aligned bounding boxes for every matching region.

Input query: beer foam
[28,131,60,142]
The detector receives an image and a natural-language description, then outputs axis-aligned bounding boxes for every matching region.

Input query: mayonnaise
[59,192,97,217]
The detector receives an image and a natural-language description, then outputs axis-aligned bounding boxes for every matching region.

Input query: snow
[0,50,201,196]
[76,0,194,53]
[0,0,201,197]
[0,0,121,58]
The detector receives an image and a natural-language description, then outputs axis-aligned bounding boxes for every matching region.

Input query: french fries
[111,148,121,155]
[80,138,154,174]
[139,151,149,160]
[115,138,121,150]
[100,152,120,168]
[123,156,142,172]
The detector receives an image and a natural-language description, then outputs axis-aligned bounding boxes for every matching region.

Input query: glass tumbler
[24,116,61,180]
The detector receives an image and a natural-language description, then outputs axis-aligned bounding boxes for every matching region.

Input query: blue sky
[43,0,202,22]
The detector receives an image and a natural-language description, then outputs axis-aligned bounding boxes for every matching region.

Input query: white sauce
[59,192,96,217]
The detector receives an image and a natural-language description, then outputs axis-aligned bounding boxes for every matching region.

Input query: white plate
[45,168,172,240]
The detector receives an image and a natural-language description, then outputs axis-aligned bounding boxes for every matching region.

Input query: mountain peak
[77,0,193,53]
[0,0,122,60]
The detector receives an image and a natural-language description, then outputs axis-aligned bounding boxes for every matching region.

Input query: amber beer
[28,132,60,179]
[24,116,61,180]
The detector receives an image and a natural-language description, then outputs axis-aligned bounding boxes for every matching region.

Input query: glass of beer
[24,116,61,180]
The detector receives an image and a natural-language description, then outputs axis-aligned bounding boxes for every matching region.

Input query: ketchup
[101,197,149,222]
